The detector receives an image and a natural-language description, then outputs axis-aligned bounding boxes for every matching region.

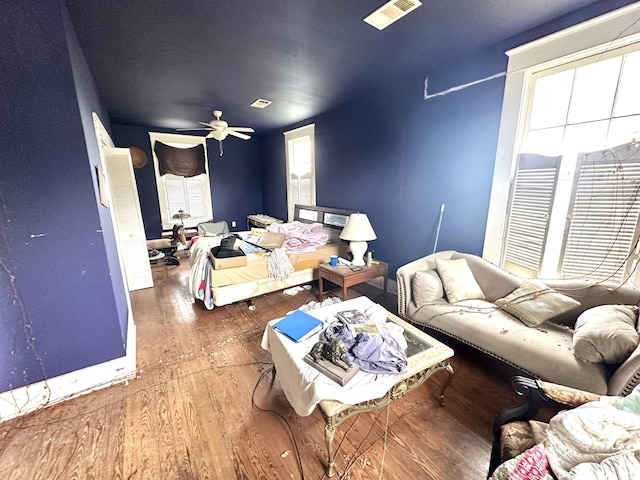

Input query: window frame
[284,124,316,221]
[148,132,212,230]
[483,3,640,267]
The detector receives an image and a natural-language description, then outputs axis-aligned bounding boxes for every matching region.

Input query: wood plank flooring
[0,260,527,479]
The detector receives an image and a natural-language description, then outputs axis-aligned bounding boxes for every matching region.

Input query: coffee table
[261,297,454,477]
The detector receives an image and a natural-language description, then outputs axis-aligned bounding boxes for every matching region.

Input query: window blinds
[502,153,561,277]
[560,143,640,283]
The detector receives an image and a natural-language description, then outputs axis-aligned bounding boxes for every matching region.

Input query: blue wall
[258,0,636,276]
[259,52,505,275]
[111,125,264,238]
[0,1,126,393]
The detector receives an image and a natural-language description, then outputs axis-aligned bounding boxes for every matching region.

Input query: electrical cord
[251,365,306,480]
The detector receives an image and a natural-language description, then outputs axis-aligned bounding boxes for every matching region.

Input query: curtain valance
[154,141,205,177]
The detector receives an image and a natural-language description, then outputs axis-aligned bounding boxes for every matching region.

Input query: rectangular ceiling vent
[363,0,422,30]
[250,99,272,109]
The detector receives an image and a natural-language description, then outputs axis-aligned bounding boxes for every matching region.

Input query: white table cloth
[261,296,402,416]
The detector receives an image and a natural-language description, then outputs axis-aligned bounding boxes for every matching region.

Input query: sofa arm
[396,250,456,318]
[493,376,601,434]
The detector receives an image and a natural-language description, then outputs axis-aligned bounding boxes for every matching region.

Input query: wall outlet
[231,220,236,228]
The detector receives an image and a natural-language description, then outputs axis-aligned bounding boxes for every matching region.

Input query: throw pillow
[573,305,640,364]
[495,279,581,327]
[435,258,485,303]
[412,271,444,306]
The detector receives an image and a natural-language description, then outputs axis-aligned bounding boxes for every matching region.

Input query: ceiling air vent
[363,0,422,30]
[250,99,272,109]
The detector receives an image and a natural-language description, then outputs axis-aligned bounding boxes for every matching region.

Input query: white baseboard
[0,314,137,422]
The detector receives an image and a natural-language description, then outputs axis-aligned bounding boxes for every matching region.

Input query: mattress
[209,242,348,307]
[209,243,341,287]
[189,205,358,308]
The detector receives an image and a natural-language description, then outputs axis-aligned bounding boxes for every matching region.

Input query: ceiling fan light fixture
[363,0,421,30]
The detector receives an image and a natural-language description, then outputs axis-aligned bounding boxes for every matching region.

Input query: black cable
[251,365,306,480]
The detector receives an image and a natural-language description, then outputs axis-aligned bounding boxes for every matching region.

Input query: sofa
[396,250,640,396]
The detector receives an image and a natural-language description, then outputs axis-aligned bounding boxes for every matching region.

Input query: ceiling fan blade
[226,130,251,140]
[227,127,255,133]
[198,121,214,128]
[177,127,213,131]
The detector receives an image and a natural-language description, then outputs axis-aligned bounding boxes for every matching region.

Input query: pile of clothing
[491,385,640,479]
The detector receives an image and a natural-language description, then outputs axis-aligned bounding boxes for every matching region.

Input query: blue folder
[273,309,323,343]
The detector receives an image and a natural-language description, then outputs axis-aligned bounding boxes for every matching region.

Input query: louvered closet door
[104,148,153,291]
[560,143,640,284]
[501,153,561,277]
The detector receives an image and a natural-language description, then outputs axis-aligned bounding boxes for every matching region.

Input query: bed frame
[195,205,357,308]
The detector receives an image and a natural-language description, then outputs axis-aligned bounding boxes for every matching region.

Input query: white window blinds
[560,143,640,283]
[502,153,561,277]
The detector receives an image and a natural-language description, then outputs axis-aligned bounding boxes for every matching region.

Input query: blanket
[267,221,328,253]
[492,385,640,480]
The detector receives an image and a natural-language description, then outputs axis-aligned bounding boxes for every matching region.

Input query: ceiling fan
[178,110,254,155]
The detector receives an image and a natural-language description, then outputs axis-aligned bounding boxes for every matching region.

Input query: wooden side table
[318,261,388,300]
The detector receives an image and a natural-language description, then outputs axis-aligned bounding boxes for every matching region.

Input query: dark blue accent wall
[63,4,129,347]
[0,1,125,393]
[111,125,264,237]
[258,0,635,276]
[259,50,504,275]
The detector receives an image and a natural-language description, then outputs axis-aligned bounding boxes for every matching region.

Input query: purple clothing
[324,322,408,374]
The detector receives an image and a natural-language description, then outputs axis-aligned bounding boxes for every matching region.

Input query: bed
[189,205,355,309]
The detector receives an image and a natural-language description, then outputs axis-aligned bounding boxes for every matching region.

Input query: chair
[488,376,601,478]
[146,224,187,266]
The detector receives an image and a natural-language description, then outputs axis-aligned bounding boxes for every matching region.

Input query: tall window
[485,3,640,285]
[148,132,213,230]
[284,124,316,221]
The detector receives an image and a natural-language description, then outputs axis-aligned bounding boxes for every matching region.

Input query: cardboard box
[210,246,248,269]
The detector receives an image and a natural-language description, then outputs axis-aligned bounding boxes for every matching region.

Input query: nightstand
[318,261,388,301]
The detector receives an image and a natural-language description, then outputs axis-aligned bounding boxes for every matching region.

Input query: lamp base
[349,241,368,267]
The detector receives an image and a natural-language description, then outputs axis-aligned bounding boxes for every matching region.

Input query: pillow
[435,258,485,303]
[412,271,444,306]
[495,279,580,327]
[573,305,640,364]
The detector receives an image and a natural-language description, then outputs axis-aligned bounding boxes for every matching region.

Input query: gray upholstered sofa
[396,250,640,396]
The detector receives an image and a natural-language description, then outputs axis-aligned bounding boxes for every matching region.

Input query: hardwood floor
[0,261,526,479]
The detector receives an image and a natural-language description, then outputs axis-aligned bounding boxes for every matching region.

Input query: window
[148,132,213,230]
[284,124,316,221]
[485,3,640,285]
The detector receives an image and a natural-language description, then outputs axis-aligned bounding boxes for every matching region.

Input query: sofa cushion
[573,305,640,364]
[435,258,485,303]
[495,280,581,327]
[412,271,444,306]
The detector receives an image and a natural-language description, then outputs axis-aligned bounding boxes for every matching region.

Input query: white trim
[148,132,212,230]
[483,2,640,264]
[283,124,315,138]
[0,313,136,422]
[284,124,316,221]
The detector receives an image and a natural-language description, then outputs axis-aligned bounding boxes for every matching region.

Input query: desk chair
[146,224,187,266]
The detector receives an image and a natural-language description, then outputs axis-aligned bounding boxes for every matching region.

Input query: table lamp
[339,213,377,266]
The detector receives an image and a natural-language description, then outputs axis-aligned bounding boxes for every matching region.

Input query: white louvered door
[104,147,153,291]
[501,153,561,277]
[560,143,640,283]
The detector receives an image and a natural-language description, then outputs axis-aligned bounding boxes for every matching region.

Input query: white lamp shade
[339,213,377,241]
[340,213,376,266]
